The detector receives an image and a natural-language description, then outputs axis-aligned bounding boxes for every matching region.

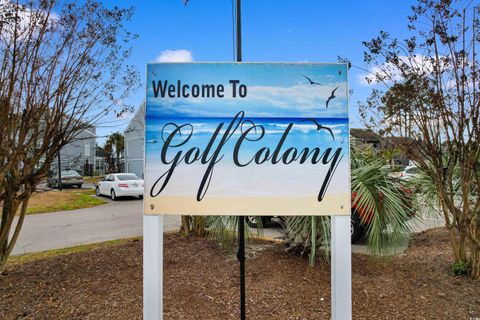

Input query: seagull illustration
[326,86,338,109]
[302,118,335,140]
[303,75,323,86]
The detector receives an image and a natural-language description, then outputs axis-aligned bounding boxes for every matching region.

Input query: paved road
[13,196,181,255]
[13,193,444,255]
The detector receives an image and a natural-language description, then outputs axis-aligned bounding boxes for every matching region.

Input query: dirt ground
[1,228,479,319]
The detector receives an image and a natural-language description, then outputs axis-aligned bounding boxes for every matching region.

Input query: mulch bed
[1,228,479,319]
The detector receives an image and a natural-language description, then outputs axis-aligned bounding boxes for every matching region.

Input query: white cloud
[357,54,451,86]
[0,0,59,42]
[155,49,193,63]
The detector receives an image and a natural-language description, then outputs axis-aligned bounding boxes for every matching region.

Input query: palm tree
[205,215,263,251]
[284,147,414,264]
[352,147,414,254]
[104,132,124,173]
[207,146,415,265]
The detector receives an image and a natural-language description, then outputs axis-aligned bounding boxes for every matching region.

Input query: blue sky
[98,0,417,142]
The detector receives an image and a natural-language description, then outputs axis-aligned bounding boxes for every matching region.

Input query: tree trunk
[0,190,19,270]
[192,216,206,237]
[469,213,480,279]
[440,197,470,267]
[443,204,480,279]
[180,215,206,237]
[180,215,192,235]
[0,247,9,275]
[471,245,480,280]
[0,189,29,274]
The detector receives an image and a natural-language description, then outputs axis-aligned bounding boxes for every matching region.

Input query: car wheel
[139,195,144,199]
[246,216,268,228]
[111,189,117,201]
[351,210,364,244]
[95,187,101,196]
[77,184,83,188]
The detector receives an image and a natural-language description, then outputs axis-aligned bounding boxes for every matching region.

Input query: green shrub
[451,260,470,276]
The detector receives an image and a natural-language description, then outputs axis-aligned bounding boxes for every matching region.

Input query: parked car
[386,164,405,178]
[246,216,283,228]
[350,186,414,243]
[95,173,144,200]
[48,170,84,188]
[398,165,421,180]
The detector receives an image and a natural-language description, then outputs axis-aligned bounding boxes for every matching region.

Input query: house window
[85,142,90,156]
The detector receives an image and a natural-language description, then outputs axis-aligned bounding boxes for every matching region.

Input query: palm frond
[284,215,330,266]
[205,216,262,251]
[351,149,413,256]
[284,145,415,263]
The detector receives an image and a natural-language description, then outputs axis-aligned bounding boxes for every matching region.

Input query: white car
[398,165,421,180]
[95,173,144,200]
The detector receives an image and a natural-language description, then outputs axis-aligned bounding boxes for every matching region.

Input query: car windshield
[116,174,141,181]
[406,167,420,174]
[61,170,80,176]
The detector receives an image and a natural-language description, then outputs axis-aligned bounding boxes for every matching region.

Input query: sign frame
[143,62,352,320]
[144,62,351,217]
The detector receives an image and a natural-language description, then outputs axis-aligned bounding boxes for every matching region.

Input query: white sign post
[143,215,163,320]
[331,215,352,319]
[143,62,352,320]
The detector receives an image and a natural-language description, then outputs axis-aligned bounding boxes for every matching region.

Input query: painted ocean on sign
[144,63,350,216]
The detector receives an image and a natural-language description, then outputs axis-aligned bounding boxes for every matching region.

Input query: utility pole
[57,151,62,191]
[234,1,246,320]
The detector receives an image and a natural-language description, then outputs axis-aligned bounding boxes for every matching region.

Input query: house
[94,145,107,176]
[124,101,145,178]
[50,126,97,176]
[350,128,383,151]
[350,128,412,166]
[384,136,413,166]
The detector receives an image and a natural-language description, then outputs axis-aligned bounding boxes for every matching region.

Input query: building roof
[124,100,145,134]
[350,128,381,142]
[384,136,417,148]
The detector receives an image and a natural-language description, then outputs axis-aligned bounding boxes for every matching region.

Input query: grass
[83,176,102,184]
[8,237,142,265]
[24,188,107,215]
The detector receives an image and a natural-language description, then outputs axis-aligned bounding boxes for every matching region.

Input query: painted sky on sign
[146,63,348,118]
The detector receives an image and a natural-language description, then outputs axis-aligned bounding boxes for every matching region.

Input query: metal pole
[57,151,62,191]
[237,216,246,320]
[235,1,246,320]
[236,0,242,62]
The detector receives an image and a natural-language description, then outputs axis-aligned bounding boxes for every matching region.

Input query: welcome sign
[144,63,350,216]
